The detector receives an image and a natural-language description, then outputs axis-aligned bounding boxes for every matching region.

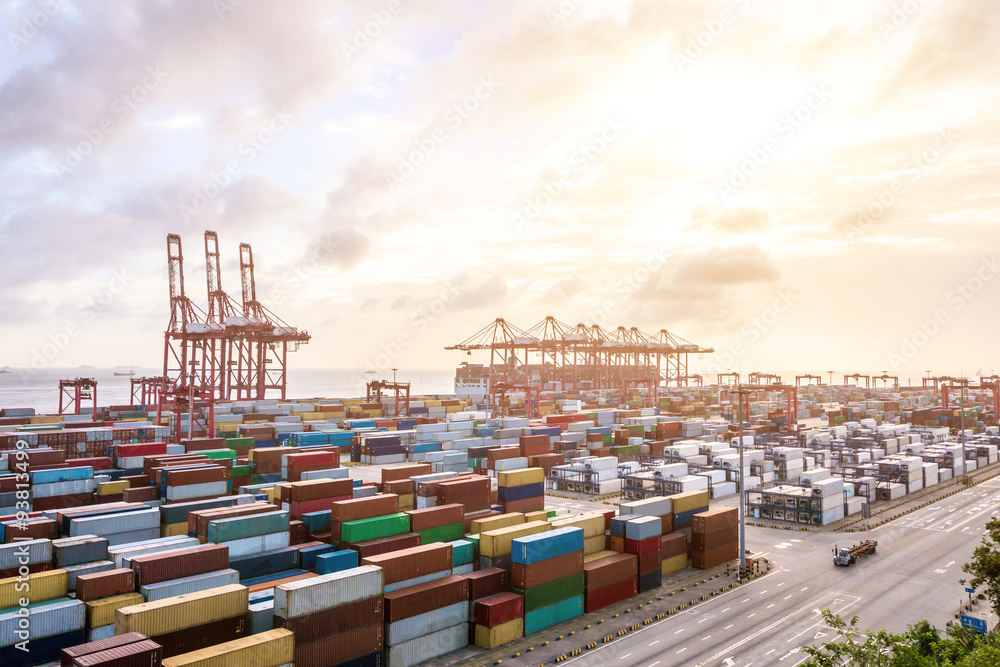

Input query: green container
[208,510,290,543]
[417,523,465,545]
[448,539,474,566]
[226,437,255,449]
[612,445,640,455]
[514,572,584,612]
[524,594,584,634]
[543,509,557,519]
[340,512,409,544]
[466,533,480,560]
[232,465,252,478]
[199,449,238,460]
[602,435,612,445]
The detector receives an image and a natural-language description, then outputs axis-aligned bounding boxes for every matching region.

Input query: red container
[131,544,229,587]
[464,567,507,600]
[69,639,163,667]
[274,595,382,644]
[624,536,661,558]
[381,464,431,484]
[692,543,739,570]
[474,592,524,628]
[2,518,58,542]
[638,552,660,575]
[583,553,637,590]
[692,526,738,552]
[361,543,452,586]
[0,561,51,579]
[350,532,422,559]
[692,508,739,534]
[295,623,383,667]
[289,520,307,545]
[73,457,114,471]
[76,568,136,602]
[584,576,637,613]
[181,437,226,452]
[164,466,228,486]
[60,632,150,667]
[486,447,521,464]
[383,575,470,623]
[661,533,687,559]
[330,494,399,523]
[502,497,544,513]
[405,503,464,532]
[31,493,94,512]
[510,551,583,589]
[123,486,158,503]
[285,451,337,469]
[152,613,247,658]
[289,497,350,518]
[190,502,278,537]
[383,479,414,495]
[115,443,167,458]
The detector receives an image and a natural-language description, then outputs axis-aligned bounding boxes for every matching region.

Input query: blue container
[673,508,707,531]
[531,426,560,438]
[497,483,543,503]
[257,439,277,448]
[229,546,299,580]
[30,466,93,484]
[411,442,442,453]
[524,594,584,635]
[241,569,309,586]
[0,628,85,667]
[338,651,383,667]
[448,539,474,566]
[511,527,584,565]
[609,516,636,538]
[624,515,662,541]
[315,549,359,575]
[301,510,332,534]
[299,543,337,570]
[257,472,283,484]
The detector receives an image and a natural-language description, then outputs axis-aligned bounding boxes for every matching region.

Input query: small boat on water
[114,370,136,376]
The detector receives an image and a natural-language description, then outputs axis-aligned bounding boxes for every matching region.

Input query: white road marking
[748,613,756,618]
[677,648,687,654]
[699,617,708,623]
[648,640,659,646]
[675,629,685,634]
[784,595,792,600]
[620,654,631,660]
[767,604,775,608]
[721,608,731,613]
[725,625,734,630]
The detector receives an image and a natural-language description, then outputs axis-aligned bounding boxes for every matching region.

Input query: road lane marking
[721,608,730,613]
[699,618,708,623]
[675,629,685,634]
[784,595,792,600]
[649,640,659,646]
[703,636,711,640]
[767,649,776,655]
[742,599,750,603]
[748,613,756,618]
[767,604,775,608]
[649,662,660,667]
[725,625,734,630]
[677,648,687,654]
[620,654,631,660]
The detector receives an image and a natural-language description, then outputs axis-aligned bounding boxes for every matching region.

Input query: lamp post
[960,379,967,484]
[733,383,751,581]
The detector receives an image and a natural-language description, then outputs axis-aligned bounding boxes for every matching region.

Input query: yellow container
[87,592,145,628]
[115,584,248,637]
[497,468,544,487]
[97,480,130,496]
[670,490,710,514]
[217,423,239,433]
[162,628,294,667]
[398,494,415,511]
[583,535,607,555]
[475,618,524,649]
[0,569,67,608]
[479,520,550,557]
[584,550,619,564]
[661,553,687,576]
[523,510,549,523]
[162,522,189,537]
[469,512,524,536]
[550,512,605,539]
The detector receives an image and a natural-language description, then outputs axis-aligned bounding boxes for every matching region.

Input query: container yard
[1,365,998,666]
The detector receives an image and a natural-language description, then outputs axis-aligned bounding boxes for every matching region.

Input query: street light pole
[733,383,750,581]
[960,381,967,484]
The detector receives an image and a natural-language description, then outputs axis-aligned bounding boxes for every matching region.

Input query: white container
[109,537,200,568]
[165,481,229,501]
[69,508,160,537]
[141,569,241,602]
[386,601,470,645]
[384,569,450,593]
[64,560,114,591]
[88,623,115,642]
[0,539,51,569]
[384,623,468,667]
[0,598,84,645]
[222,531,290,559]
[619,496,671,517]
[274,565,383,620]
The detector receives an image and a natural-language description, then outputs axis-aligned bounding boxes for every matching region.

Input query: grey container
[274,565,383,620]
[384,622,467,667]
[207,510,290,543]
[30,479,96,498]
[87,623,115,642]
[624,515,662,541]
[63,560,115,591]
[0,538,51,569]
[52,535,110,567]
[0,599,85,646]
[386,601,469,646]
[248,599,275,634]
[106,527,160,546]
[141,569,241,602]
[68,508,160,537]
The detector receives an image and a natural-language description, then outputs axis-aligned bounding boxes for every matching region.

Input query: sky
[1,0,999,384]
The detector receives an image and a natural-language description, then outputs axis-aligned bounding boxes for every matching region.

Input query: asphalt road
[554,478,1000,667]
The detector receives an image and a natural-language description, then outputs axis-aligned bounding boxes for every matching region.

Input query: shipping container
[383,623,466,667]
[511,526,584,565]
[583,553,637,591]
[273,594,381,644]
[510,551,583,589]
[114,584,249,636]
[152,612,248,658]
[0,568,67,608]
[473,592,523,628]
[59,631,150,667]
[479,520,550,558]
[405,503,464,531]
[463,567,506,601]
[386,600,469,645]
[514,572,584,613]
[661,553,687,576]
[475,617,523,649]
[76,568,137,602]
[584,576,637,613]
[0,598,84,646]
[349,532,422,559]
[159,627,293,667]
[383,575,469,623]
[131,544,229,587]
[274,565,382,620]
[141,569,241,602]
[206,511,289,543]
[361,543,452,586]
[523,594,583,635]
[87,592,146,628]
[294,623,383,667]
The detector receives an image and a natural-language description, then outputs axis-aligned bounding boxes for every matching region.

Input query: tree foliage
[961,517,1000,619]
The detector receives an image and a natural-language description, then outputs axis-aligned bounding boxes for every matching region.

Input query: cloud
[691,206,771,234]
[673,245,781,286]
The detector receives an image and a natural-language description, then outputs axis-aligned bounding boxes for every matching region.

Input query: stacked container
[669,489,710,542]
[205,510,290,558]
[583,552,638,612]
[60,632,162,667]
[660,532,688,576]
[384,575,470,666]
[692,508,739,569]
[274,565,384,667]
[473,592,524,649]
[162,628,293,667]
[406,503,465,543]
[511,527,585,635]
[550,512,607,555]
[624,516,662,592]
[51,535,113,592]
[362,543,453,592]
[478,520,550,571]
[497,468,545,514]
